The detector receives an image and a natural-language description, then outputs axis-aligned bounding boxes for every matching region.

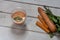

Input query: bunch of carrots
[36,7,58,38]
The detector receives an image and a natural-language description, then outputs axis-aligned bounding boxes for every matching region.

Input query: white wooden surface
[0,0,60,40]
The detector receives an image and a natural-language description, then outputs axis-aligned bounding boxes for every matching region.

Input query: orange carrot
[38,7,56,32]
[38,15,48,28]
[36,21,50,33]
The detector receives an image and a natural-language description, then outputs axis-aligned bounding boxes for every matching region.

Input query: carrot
[38,15,48,28]
[38,7,56,32]
[36,21,50,33]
